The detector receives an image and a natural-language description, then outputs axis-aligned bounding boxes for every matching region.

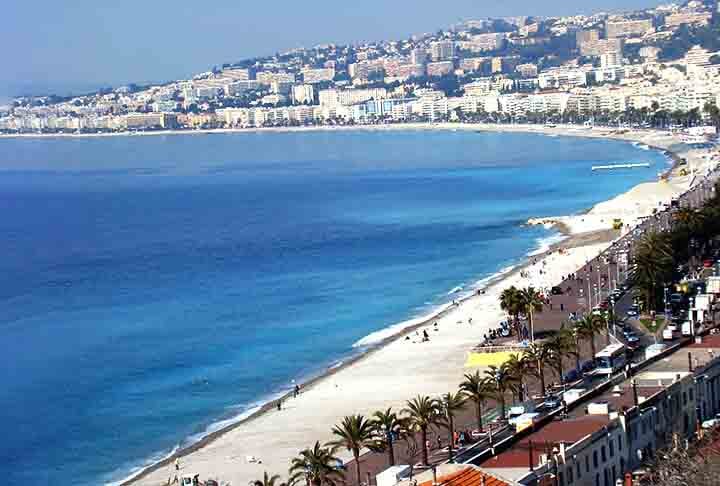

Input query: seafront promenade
[125,126,719,486]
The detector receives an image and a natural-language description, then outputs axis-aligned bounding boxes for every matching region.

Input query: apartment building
[430,40,455,61]
[470,33,507,52]
[605,19,654,38]
[292,84,315,104]
[664,11,713,28]
[539,68,588,90]
[318,87,388,107]
[426,61,455,77]
[580,38,624,57]
[301,67,335,84]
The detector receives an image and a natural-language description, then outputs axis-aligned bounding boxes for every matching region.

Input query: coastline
[104,124,717,486]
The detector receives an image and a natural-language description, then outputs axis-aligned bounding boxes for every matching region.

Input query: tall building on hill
[605,18,654,38]
[430,41,455,61]
[575,29,599,48]
[411,48,428,66]
[580,38,624,57]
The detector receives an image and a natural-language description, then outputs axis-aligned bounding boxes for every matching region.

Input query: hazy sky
[2,0,661,97]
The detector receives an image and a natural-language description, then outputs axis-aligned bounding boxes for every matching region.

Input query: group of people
[428,429,474,453]
[478,322,513,347]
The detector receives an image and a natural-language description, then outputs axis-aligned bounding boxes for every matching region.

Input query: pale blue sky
[1,0,661,97]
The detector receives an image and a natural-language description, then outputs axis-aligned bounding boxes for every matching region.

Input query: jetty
[591,162,650,171]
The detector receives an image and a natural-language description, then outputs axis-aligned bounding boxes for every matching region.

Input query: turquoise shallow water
[0,130,668,485]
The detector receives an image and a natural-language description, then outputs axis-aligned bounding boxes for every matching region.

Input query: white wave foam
[528,233,567,256]
[106,445,180,486]
[352,263,519,349]
[352,302,454,348]
[447,285,464,295]
[105,400,271,486]
[470,264,517,290]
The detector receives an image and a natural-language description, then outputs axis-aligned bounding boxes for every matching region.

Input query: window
[577,460,582,478]
[642,419,646,434]
[601,445,607,462]
[568,466,574,484]
[683,391,688,406]
[618,436,622,451]
[594,450,598,468]
[595,473,600,486]
[559,471,564,486]
[586,455,590,473]
[609,440,614,457]
[612,465,617,482]
[690,387,694,401]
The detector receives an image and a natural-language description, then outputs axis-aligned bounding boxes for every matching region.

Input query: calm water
[0,130,667,485]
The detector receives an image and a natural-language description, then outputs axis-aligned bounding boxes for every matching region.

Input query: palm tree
[329,415,375,486]
[254,472,283,486]
[504,353,528,402]
[371,408,407,467]
[524,342,549,396]
[575,314,606,359]
[500,286,523,340]
[484,363,519,420]
[403,395,441,466]
[566,325,583,373]
[544,331,573,385]
[633,232,673,312]
[438,391,466,463]
[289,442,343,486]
[519,287,544,342]
[459,371,494,432]
[675,207,705,234]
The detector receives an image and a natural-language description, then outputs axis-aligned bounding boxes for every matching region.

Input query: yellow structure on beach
[464,350,525,368]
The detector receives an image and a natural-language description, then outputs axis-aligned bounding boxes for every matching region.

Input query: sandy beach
[116,123,718,486]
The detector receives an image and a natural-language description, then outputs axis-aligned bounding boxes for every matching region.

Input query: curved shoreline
[113,253,526,485]
[103,125,705,486]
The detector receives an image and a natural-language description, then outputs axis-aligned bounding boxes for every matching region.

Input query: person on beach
[422,329,430,342]
[294,384,300,398]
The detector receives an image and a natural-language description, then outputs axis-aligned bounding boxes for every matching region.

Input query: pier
[591,162,651,171]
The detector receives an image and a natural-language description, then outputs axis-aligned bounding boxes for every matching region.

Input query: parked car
[544,395,562,409]
[624,332,640,344]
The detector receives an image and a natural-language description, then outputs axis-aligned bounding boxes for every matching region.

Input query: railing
[470,344,528,354]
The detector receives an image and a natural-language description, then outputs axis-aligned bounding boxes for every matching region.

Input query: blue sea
[0,130,667,485]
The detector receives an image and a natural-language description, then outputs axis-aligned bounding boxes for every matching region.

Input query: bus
[594,343,627,375]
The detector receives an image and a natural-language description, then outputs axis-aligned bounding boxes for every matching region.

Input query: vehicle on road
[595,343,627,375]
[624,331,640,344]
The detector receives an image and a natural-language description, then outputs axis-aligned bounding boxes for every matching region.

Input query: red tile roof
[418,466,511,486]
[481,416,610,470]
[519,415,610,444]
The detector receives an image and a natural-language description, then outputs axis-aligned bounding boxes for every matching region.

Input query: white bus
[595,343,627,375]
